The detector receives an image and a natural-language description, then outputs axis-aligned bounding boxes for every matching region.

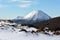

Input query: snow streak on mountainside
[24,10,51,22]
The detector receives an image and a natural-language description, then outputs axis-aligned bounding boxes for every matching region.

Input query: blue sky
[0,0,60,19]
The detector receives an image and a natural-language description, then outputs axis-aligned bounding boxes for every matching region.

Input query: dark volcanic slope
[33,17,60,31]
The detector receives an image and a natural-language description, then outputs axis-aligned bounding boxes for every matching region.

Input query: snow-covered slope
[0,21,60,40]
[24,10,51,22]
[0,26,60,40]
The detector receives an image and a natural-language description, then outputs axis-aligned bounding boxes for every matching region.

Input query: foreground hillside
[0,26,60,40]
[0,18,60,40]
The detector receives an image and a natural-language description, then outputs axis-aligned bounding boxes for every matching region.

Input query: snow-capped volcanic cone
[12,10,51,24]
[24,10,51,22]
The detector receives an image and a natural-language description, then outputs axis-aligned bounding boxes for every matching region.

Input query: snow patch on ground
[0,26,60,40]
[0,31,60,40]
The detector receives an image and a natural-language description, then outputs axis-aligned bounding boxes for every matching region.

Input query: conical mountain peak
[12,10,51,24]
[24,10,51,21]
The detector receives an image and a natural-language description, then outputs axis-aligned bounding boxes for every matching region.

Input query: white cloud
[18,4,31,8]
[0,0,38,8]
[8,0,32,2]
[0,4,8,8]
[10,0,20,2]
[21,0,32,3]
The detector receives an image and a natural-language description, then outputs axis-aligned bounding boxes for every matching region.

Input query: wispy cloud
[9,0,20,2]
[9,0,33,8]
[21,0,32,3]
[0,0,39,8]
[8,0,32,2]
[18,4,31,8]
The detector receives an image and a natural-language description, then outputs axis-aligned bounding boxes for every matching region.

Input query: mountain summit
[24,10,51,22]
